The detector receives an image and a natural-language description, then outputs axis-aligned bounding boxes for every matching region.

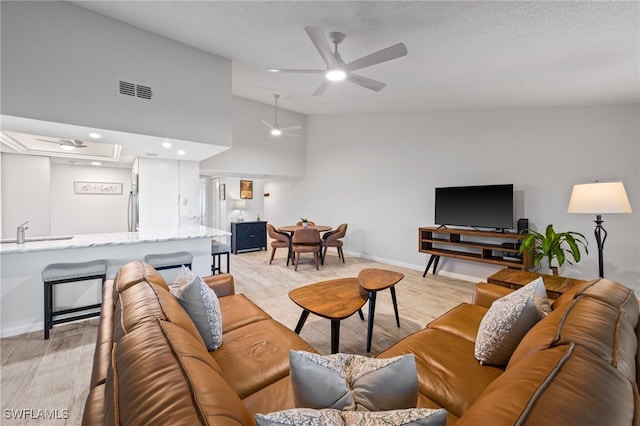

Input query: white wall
[1,1,232,147]
[223,177,264,231]
[50,164,131,235]
[200,96,306,177]
[1,154,51,238]
[265,104,639,289]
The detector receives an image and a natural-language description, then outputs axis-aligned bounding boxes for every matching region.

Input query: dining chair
[267,224,292,265]
[322,223,348,263]
[291,228,321,271]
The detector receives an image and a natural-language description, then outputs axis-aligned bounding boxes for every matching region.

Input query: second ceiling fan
[261,94,302,137]
[269,26,408,96]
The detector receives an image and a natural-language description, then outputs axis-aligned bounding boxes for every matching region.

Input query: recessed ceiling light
[89,132,101,139]
[326,69,346,81]
[162,142,172,148]
[91,161,102,166]
[60,144,75,151]
[177,150,186,156]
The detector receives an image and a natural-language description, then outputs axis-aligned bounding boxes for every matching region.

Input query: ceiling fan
[36,138,88,151]
[268,26,408,96]
[261,94,302,137]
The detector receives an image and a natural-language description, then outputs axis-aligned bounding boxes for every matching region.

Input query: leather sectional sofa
[83,260,639,425]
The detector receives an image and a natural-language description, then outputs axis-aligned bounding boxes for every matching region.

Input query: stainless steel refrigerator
[127,173,139,232]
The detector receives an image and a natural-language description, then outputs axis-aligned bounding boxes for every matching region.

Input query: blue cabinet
[231,221,267,254]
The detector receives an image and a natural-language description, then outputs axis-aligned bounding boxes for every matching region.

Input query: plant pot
[302,222,308,228]
[550,266,559,276]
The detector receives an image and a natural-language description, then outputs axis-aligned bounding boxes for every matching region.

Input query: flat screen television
[435,184,514,230]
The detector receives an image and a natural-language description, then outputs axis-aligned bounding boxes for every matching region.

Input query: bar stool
[144,251,193,271]
[42,259,108,340]
[211,243,230,275]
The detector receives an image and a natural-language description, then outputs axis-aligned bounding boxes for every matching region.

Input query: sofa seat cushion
[243,376,297,418]
[456,344,638,426]
[211,319,317,399]
[377,328,503,418]
[219,294,272,333]
[416,394,458,426]
[427,303,487,343]
[82,383,105,426]
[107,319,252,426]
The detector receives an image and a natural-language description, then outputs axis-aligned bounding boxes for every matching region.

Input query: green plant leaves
[518,224,588,272]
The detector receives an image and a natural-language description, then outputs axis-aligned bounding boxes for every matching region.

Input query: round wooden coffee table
[289,278,368,353]
[358,268,405,353]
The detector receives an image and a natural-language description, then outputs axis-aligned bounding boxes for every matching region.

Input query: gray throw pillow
[474,277,550,365]
[171,272,223,351]
[289,351,418,411]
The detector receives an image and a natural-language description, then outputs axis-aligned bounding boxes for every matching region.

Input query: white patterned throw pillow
[170,268,223,351]
[255,408,447,426]
[474,277,551,365]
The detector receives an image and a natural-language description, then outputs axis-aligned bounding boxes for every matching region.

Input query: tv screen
[435,184,514,230]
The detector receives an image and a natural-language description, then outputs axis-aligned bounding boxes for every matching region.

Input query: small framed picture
[240,180,253,199]
[219,184,226,200]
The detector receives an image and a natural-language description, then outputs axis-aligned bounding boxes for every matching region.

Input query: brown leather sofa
[82,260,316,425]
[84,260,639,425]
[378,278,639,425]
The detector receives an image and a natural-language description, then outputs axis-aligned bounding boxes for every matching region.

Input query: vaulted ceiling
[72,1,639,115]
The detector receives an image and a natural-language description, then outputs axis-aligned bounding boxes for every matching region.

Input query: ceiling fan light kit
[260,94,302,138]
[268,26,407,95]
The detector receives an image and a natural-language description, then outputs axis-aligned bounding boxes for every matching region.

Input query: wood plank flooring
[0,248,476,425]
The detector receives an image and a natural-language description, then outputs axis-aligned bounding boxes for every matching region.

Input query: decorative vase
[550,266,559,276]
[302,222,308,228]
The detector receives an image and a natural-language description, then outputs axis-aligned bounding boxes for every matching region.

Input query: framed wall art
[74,181,123,194]
[240,180,253,199]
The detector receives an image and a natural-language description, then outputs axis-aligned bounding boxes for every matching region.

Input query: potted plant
[300,217,308,228]
[519,224,588,276]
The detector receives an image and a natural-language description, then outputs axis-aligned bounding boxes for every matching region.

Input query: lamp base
[238,213,245,222]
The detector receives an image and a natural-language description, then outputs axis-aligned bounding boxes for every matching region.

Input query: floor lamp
[567,181,632,278]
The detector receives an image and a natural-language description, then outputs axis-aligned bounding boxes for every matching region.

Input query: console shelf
[419,226,532,276]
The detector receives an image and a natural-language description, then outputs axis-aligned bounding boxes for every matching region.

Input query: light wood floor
[0,248,476,425]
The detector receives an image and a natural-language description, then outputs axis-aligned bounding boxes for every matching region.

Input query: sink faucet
[17,221,29,244]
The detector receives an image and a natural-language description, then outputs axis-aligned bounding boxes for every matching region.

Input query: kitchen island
[0,225,229,338]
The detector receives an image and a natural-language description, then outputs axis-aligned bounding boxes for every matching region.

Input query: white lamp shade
[233,200,247,210]
[567,181,632,214]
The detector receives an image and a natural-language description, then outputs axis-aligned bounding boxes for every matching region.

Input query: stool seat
[42,259,108,340]
[144,251,193,270]
[211,243,230,275]
[42,259,108,282]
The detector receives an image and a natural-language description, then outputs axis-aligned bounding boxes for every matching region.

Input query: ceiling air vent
[118,80,153,100]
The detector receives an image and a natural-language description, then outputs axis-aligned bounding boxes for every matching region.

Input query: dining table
[277,225,333,265]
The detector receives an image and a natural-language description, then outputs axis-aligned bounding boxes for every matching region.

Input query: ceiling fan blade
[260,120,276,130]
[283,132,300,138]
[344,43,408,72]
[305,26,338,68]
[312,79,331,96]
[280,125,302,132]
[268,69,325,74]
[347,73,387,92]
[36,138,60,144]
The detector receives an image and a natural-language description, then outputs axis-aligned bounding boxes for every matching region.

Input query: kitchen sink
[1,236,74,244]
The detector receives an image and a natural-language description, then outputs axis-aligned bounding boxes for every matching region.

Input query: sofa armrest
[472,282,513,308]
[202,274,235,297]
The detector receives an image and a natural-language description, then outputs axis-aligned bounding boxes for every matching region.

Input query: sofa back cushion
[456,344,638,426]
[113,260,168,296]
[507,279,638,383]
[105,319,253,426]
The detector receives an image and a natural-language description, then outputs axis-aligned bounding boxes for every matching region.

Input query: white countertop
[0,225,230,254]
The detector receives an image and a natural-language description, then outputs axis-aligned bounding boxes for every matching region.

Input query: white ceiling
[70,0,639,115]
